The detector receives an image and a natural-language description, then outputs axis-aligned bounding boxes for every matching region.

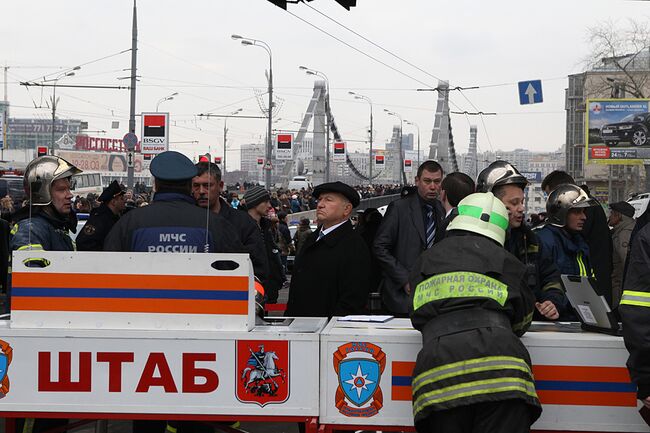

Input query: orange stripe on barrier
[392,361,416,377]
[391,386,412,401]
[537,390,637,407]
[532,365,631,383]
[12,273,248,291]
[11,297,248,315]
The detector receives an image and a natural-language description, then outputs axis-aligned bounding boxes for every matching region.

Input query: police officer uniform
[104,151,243,253]
[409,193,541,433]
[77,181,125,251]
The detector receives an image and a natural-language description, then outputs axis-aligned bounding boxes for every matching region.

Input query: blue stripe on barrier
[392,376,412,387]
[535,380,636,393]
[12,287,248,301]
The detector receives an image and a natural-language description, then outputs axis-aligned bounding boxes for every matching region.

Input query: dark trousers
[418,399,532,433]
[15,418,68,433]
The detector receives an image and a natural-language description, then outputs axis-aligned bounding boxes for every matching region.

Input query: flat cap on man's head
[609,201,635,219]
[150,151,198,181]
[98,180,126,203]
[243,185,271,209]
[313,181,360,208]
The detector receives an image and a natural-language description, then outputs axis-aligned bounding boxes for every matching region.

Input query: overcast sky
[3,0,648,170]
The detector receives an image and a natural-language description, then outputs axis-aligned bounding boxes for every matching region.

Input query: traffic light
[37,146,48,157]
[334,0,356,10]
[199,153,211,162]
[268,0,288,8]
[266,0,356,10]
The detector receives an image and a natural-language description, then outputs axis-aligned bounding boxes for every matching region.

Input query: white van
[287,176,312,191]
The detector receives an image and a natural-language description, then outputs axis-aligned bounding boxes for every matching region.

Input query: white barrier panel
[0,318,325,416]
[11,252,255,331]
[320,319,649,432]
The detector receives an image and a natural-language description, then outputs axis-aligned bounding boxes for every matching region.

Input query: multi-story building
[565,51,650,200]
[240,142,265,182]
[6,112,85,150]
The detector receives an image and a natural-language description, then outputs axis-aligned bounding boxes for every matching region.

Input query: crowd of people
[4,152,650,433]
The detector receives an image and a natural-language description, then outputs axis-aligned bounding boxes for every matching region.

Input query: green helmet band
[457,204,509,231]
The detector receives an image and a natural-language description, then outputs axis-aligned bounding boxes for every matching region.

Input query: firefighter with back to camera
[409,192,541,433]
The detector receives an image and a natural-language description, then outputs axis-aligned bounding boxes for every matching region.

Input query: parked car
[601,112,650,147]
[287,176,312,192]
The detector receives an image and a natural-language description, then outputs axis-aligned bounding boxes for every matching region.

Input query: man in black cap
[77,180,126,251]
[104,151,243,253]
[609,201,636,306]
[285,181,370,318]
[244,185,285,304]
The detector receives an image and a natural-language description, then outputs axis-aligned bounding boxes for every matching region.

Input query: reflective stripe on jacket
[408,234,541,427]
[620,223,650,399]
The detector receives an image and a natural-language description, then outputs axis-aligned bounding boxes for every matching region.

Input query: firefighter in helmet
[409,192,541,433]
[10,155,81,433]
[11,156,82,253]
[535,184,598,318]
[477,161,566,320]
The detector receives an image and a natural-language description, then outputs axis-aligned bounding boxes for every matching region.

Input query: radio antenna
[203,147,211,253]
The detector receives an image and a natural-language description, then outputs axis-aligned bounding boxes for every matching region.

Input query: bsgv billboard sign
[141,113,169,155]
[586,99,650,165]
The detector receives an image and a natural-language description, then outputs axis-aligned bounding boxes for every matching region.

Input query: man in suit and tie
[374,160,445,317]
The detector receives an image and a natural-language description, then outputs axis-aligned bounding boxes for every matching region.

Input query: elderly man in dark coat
[285,181,370,318]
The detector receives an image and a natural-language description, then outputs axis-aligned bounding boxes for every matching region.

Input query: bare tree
[585,18,650,98]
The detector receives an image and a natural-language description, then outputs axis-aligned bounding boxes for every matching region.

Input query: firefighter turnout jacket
[408,233,541,429]
[620,223,650,399]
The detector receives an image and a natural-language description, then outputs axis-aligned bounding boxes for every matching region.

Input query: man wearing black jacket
[244,186,285,304]
[192,162,269,284]
[286,181,370,318]
[374,161,445,317]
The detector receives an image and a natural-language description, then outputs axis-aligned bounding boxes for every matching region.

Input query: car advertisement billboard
[586,99,650,164]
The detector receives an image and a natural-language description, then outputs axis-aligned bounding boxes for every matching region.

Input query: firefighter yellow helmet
[447,192,509,246]
[23,156,82,206]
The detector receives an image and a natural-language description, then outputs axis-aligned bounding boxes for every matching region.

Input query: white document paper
[577,305,598,325]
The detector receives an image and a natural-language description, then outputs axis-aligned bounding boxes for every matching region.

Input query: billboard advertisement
[333,142,346,163]
[141,112,169,154]
[57,150,145,174]
[276,134,293,160]
[586,99,650,164]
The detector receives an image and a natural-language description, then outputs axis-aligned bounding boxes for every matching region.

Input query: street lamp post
[384,109,405,185]
[232,34,273,189]
[300,66,331,182]
[223,108,242,183]
[405,119,421,169]
[349,91,373,182]
[48,67,80,154]
[156,92,178,112]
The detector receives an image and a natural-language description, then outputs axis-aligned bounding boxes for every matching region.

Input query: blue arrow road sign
[518,80,543,105]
